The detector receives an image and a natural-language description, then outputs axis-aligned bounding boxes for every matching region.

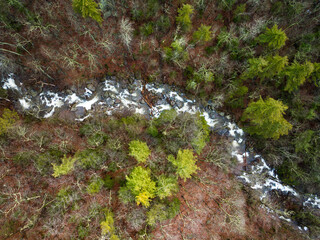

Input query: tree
[0,108,18,135]
[193,24,213,44]
[168,149,199,181]
[126,166,156,207]
[242,97,292,139]
[176,4,194,31]
[283,61,314,92]
[163,37,189,67]
[52,155,77,178]
[257,24,288,50]
[242,57,268,80]
[129,140,151,163]
[156,175,179,199]
[72,0,102,23]
[262,55,288,80]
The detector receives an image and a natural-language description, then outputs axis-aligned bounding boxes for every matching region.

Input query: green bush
[146,198,181,225]
[283,61,314,92]
[0,109,19,135]
[156,175,179,199]
[140,22,154,36]
[168,149,199,181]
[128,140,151,163]
[233,4,248,23]
[256,24,288,50]
[72,0,103,23]
[75,149,104,169]
[87,176,104,194]
[126,166,156,207]
[241,97,292,139]
[52,155,77,178]
[294,130,314,153]
[164,37,189,67]
[176,4,194,31]
[155,15,171,33]
[100,209,119,239]
[193,24,213,44]
[118,186,135,204]
[103,175,115,189]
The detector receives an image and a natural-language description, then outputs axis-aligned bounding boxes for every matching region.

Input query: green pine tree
[72,0,103,24]
[242,97,292,139]
[176,4,194,31]
[283,61,314,92]
[193,24,213,43]
[242,57,268,80]
[261,55,289,80]
[257,24,288,50]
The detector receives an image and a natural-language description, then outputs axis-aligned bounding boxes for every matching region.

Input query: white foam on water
[104,80,119,93]
[65,93,81,104]
[76,95,99,110]
[201,112,218,128]
[84,88,93,97]
[3,74,19,91]
[19,98,31,109]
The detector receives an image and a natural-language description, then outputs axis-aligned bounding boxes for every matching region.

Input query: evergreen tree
[176,4,194,31]
[242,97,292,139]
[242,57,268,80]
[283,61,314,92]
[168,149,199,181]
[72,0,103,23]
[257,24,288,50]
[262,55,288,80]
[163,37,189,67]
[193,24,213,44]
[126,166,156,207]
[128,140,151,163]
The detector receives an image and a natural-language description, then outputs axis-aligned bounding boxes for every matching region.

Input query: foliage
[242,55,288,81]
[99,0,116,19]
[156,15,171,33]
[226,82,248,108]
[242,57,268,80]
[103,175,115,189]
[75,149,104,169]
[0,109,18,135]
[217,28,239,50]
[126,166,156,207]
[168,149,199,181]
[217,0,236,10]
[49,187,80,215]
[164,37,189,67]
[72,0,103,23]
[311,62,320,86]
[146,198,181,225]
[283,61,314,92]
[156,175,179,199]
[118,186,135,204]
[176,4,194,31]
[294,130,315,154]
[155,110,209,154]
[257,24,288,50]
[242,97,292,139]
[87,176,104,194]
[193,24,213,43]
[233,4,248,23]
[147,124,158,137]
[129,140,151,163]
[100,209,119,239]
[140,22,154,37]
[52,155,77,178]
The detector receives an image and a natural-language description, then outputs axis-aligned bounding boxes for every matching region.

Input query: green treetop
[129,140,151,163]
[257,24,288,50]
[72,0,103,23]
[242,97,292,139]
[193,24,213,43]
[168,149,199,181]
[126,166,156,207]
[176,4,194,31]
[283,61,314,92]
[242,57,268,80]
